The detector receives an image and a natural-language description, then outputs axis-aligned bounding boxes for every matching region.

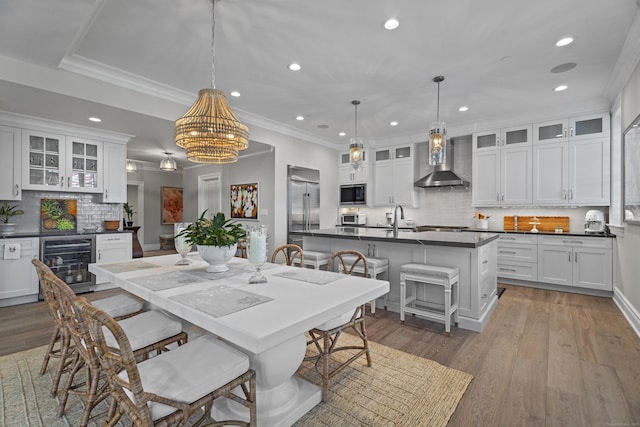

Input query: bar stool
[400,263,459,333]
[338,254,389,315]
[300,250,332,269]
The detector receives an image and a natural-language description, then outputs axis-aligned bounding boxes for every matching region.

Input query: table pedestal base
[211,333,321,426]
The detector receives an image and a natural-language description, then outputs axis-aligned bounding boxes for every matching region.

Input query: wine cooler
[39,235,96,298]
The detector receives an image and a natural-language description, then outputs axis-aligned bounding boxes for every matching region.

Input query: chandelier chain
[210,0,216,89]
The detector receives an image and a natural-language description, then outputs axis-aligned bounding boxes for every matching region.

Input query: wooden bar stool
[300,250,331,269]
[338,254,389,315]
[400,263,459,333]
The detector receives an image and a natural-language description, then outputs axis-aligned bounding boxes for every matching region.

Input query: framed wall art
[161,186,183,224]
[230,183,259,220]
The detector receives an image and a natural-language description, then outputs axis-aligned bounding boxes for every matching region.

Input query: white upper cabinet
[102,142,127,203]
[473,124,531,151]
[534,112,609,144]
[373,145,416,207]
[21,130,103,193]
[338,149,369,184]
[472,124,532,206]
[0,125,22,200]
[532,112,610,205]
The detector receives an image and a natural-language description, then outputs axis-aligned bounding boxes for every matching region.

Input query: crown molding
[0,110,133,143]
[605,9,640,100]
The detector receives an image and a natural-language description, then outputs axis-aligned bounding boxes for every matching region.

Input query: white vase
[198,244,237,272]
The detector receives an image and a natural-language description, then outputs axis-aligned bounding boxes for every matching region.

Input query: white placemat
[129,270,210,291]
[169,285,273,318]
[98,260,160,273]
[272,268,344,285]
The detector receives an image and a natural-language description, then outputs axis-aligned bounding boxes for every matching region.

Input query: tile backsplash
[2,191,122,233]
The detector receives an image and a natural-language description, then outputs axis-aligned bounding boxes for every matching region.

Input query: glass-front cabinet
[22,130,103,193]
[534,113,609,144]
[473,124,531,151]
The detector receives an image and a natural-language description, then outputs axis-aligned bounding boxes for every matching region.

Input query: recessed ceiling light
[339,132,346,137]
[384,18,399,30]
[458,106,469,112]
[555,37,574,47]
[390,121,398,126]
[554,85,568,92]
[288,63,301,71]
[296,116,304,121]
[230,91,241,97]
[89,117,101,122]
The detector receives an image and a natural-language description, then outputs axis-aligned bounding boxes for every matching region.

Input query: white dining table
[89,253,389,427]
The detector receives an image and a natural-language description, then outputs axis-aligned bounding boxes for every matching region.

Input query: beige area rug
[0,335,472,427]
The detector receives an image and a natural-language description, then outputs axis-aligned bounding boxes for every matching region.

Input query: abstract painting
[230,183,258,219]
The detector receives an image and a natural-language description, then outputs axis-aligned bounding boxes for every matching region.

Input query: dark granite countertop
[464,228,615,238]
[292,227,499,248]
[0,230,126,239]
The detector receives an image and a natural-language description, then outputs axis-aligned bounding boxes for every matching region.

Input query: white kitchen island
[295,227,499,332]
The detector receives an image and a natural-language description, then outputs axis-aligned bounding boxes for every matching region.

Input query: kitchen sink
[412,225,469,232]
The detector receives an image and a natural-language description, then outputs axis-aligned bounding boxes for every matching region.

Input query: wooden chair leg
[40,325,60,375]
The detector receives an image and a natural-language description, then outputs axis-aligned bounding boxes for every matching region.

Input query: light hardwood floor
[1,275,639,425]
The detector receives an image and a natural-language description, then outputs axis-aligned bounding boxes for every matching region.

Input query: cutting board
[503,216,569,232]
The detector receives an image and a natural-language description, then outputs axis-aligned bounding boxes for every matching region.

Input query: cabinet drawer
[538,235,612,249]
[497,244,537,263]
[497,261,538,281]
[498,234,538,244]
[96,234,130,245]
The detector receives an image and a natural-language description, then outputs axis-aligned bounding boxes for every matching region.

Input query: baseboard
[613,287,640,340]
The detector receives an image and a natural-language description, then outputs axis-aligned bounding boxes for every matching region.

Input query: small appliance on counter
[585,210,606,234]
[341,212,366,225]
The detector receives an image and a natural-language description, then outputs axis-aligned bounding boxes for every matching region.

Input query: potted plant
[0,202,25,235]
[177,210,246,272]
[123,202,136,226]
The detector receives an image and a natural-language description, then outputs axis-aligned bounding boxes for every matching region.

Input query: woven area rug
[0,335,472,427]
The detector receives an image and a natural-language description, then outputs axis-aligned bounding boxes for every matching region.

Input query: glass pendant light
[429,76,447,165]
[126,159,137,172]
[160,152,177,171]
[175,0,249,164]
[349,100,364,171]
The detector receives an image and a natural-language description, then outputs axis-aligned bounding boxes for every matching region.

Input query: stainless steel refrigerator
[287,165,320,248]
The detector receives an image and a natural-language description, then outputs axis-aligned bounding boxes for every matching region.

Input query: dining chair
[270,244,304,266]
[74,296,257,427]
[43,271,188,427]
[32,258,144,395]
[306,250,372,401]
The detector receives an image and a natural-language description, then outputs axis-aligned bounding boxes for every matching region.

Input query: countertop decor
[504,215,569,232]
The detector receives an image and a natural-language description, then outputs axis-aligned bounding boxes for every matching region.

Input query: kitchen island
[293,227,500,332]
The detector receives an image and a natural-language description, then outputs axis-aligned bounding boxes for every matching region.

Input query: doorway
[127,181,144,245]
[198,173,222,217]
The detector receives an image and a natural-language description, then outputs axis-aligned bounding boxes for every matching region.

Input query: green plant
[123,203,136,222]
[0,203,24,223]
[178,210,245,247]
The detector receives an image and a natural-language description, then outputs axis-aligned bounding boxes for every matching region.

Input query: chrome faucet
[392,205,405,236]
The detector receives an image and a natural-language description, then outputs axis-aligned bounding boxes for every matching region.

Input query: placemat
[129,270,209,291]
[169,285,273,318]
[272,269,344,285]
[97,260,159,273]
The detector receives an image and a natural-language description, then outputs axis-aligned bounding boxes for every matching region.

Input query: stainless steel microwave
[340,183,367,206]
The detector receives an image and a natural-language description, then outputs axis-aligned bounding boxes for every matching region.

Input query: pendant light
[160,152,177,171]
[349,100,364,171]
[126,159,137,172]
[429,76,447,165]
[175,0,249,164]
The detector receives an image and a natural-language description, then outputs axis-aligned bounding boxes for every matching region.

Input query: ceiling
[0,0,639,169]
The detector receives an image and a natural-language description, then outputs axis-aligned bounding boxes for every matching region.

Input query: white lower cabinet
[95,233,132,286]
[537,235,612,291]
[497,234,538,282]
[0,237,40,306]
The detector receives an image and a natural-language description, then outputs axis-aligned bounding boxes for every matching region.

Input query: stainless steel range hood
[414,139,469,188]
